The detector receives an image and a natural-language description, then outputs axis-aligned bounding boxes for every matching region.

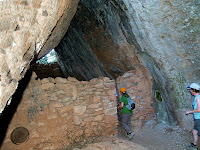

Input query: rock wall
[123,0,200,126]
[0,0,79,113]
[31,62,65,79]
[55,0,199,127]
[1,72,118,149]
[116,70,156,128]
[1,70,155,149]
[1,0,198,129]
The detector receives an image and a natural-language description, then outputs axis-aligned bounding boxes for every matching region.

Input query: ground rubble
[73,123,194,150]
[73,136,147,150]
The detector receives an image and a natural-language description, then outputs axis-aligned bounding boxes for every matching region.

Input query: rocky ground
[73,122,195,150]
[121,123,192,150]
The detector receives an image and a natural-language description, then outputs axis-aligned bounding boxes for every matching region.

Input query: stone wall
[1,72,118,150]
[1,69,156,149]
[31,62,65,79]
[116,70,156,129]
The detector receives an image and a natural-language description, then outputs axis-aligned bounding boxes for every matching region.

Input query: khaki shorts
[194,119,200,136]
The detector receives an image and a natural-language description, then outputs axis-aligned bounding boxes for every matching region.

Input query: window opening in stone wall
[32,49,65,79]
[36,49,57,64]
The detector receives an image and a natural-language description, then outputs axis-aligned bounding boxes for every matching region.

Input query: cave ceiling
[54,0,142,81]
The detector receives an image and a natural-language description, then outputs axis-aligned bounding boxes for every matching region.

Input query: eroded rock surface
[0,0,79,113]
[0,0,199,128]
[55,0,200,127]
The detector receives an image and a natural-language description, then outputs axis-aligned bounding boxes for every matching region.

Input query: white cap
[187,83,200,90]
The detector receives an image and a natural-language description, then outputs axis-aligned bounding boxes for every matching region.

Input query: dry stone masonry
[1,72,118,149]
[117,70,156,129]
[1,70,155,149]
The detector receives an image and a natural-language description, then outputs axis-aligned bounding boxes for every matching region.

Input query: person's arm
[118,96,124,110]
[118,102,124,110]
[186,97,200,115]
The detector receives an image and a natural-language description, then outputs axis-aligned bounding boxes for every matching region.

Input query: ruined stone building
[0,0,199,149]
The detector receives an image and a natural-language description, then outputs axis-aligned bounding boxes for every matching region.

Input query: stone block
[86,108,95,114]
[41,78,49,84]
[95,108,103,112]
[104,82,115,88]
[90,78,99,83]
[55,82,64,89]
[83,117,94,122]
[102,99,110,107]
[107,89,116,95]
[50,102,63,108]
[48,77,55,83]
[55,77,68,83]
[103,77,112,82]
[58,94,65,99]
[57,105,73,115]
[88,87,96,92]
[81,81,90,84]
[73,85,78,98]
[74,116,83,125]
[93,96,101,103]
[95,82,104,87]
[73,106,86,115]
[32,80,41,86]
[91,122,98,126]
[94,109,104,116]
[94,114,104,121]
[88,103,101,109]
[41,83,54,90]
[96,88,104,92]
[109,95,117,101]
[37,122,45,127]
[104,107,117,116]
[104,115,118,123]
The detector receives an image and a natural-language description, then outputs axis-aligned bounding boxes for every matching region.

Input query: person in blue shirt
[186,83,200,150]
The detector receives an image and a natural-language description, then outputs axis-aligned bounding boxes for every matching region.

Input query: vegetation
[169,73,189,109]
[37,49,57,64]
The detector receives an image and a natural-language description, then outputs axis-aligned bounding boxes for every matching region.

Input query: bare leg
[192,129,198,145]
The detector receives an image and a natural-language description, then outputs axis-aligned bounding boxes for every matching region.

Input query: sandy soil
[118,122,194,150]
[74,122,195,150]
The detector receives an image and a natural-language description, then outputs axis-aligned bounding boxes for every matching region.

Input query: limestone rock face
[0,0,79,113]
[55,0,199,126]
[0,0,199,128]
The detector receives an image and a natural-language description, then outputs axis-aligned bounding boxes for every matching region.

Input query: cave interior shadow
[0,69,33,147]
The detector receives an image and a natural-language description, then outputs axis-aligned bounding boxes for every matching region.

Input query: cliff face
[0,0,199,127]
[0,0,79,113]
[55,0,200,126]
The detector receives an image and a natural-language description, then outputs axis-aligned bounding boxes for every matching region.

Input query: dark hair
[191,88,200,93]
[123,93,130,98]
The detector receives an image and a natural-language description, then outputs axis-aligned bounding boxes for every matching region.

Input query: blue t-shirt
[192,95,200,119]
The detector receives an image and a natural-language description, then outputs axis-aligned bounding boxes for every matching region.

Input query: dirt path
[74,123,194,150]
[118,123,193,150]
